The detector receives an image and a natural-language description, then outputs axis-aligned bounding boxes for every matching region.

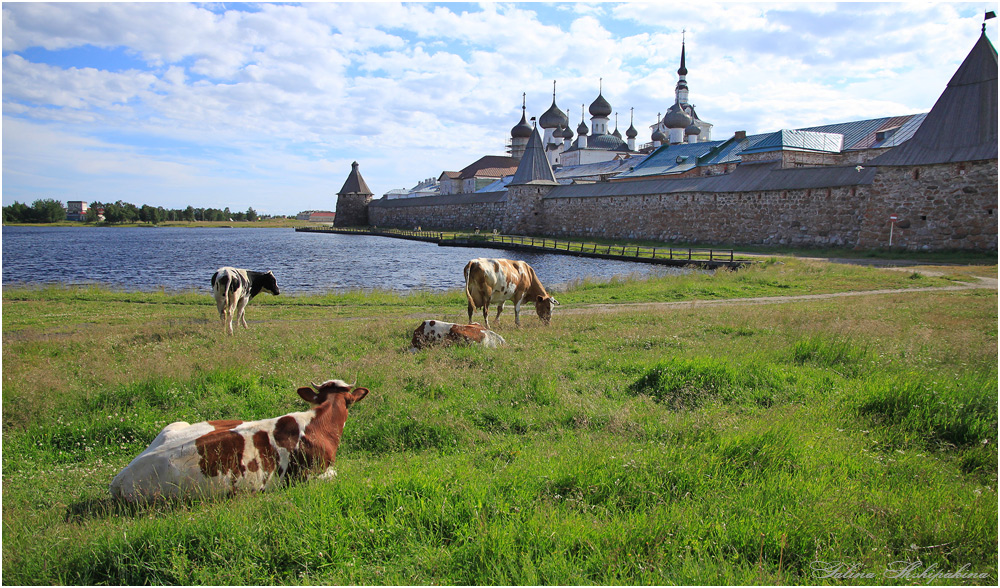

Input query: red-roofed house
[438,156,520,195]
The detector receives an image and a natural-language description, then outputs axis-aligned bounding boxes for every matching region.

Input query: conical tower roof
[872,31,997,165]
[509,125,557,185]
[338,161,372,195]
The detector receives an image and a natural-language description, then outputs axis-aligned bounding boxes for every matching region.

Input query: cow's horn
[311,381,322,390]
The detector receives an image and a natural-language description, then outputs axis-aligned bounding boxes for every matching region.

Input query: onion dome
[557,124,573,141]
[612,126,622,139]
[577,119,589,136]
[511,110,532,139]
[589,92,612,117]
[663,102,693,129]
[539,101,568,129]
[539,80,569,129]
[626,108,638,139]
[651,112,666,142]
[685,122,701,137]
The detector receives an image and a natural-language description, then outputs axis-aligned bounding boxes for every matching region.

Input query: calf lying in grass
[109,379,369,501]
[410,319,506,351]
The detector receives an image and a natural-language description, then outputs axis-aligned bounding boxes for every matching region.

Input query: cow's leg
[236,297,250,329]
[215,295,227,326]
[225,294,239,335]
[494,300,506,326]
[513,299,522,327]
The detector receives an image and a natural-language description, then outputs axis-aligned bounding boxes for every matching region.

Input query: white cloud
[3,1,995,213]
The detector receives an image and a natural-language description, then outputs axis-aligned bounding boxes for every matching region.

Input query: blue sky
[3,2,997,215]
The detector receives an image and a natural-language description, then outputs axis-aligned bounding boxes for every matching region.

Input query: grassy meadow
[2,258,997,585]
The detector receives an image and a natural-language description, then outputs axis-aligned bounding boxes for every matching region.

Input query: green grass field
[2,258,997,585]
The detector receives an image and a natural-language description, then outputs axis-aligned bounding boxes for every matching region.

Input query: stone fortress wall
[368,158,997,251]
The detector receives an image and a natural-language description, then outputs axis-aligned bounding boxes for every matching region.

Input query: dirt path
[560,276,998,315]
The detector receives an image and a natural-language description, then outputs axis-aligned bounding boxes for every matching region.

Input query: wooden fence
[295,226,748,267]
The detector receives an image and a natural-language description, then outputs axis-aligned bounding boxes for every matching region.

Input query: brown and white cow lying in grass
[464,257,559,329]
[409,320,506,351]
[109,379,369,501]
[211,266,280,335]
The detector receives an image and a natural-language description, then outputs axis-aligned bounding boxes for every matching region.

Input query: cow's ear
[536,295,544,303]
[297,386,319,404]
[347,387,370,406]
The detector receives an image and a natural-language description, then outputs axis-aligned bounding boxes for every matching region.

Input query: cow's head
[262,271,280,296]
[297,379,370,408]
[534,295,560,325]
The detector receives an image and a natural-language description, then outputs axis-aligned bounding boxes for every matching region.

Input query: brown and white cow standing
[463,257,559,329]
[109,379,369,501]
[410,319,506,351]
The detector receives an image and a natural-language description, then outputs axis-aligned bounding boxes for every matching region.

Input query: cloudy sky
[2,2,996,215]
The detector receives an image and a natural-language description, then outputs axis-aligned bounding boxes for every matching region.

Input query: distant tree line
[3,199,269,224]
[2,199,66,223]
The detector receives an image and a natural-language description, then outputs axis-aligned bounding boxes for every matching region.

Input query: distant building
[384,177,440,199]
[363,26,996,252]
[296,210,336,222]
[438,156,521,195]
[66,201,88,221]
[333,161,373,227]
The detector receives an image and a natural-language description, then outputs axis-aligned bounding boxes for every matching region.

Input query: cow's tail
[211,270,236,333]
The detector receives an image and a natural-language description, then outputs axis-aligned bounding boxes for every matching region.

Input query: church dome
[589,92,612,117]
[663,103,693,129]
[577,119,589,136]
[588,133,629,151]
[511,111,532,139]
[651,127,667,143]
[612,127,622,139]
[539,100,568,129]
[685,122,701,136]
[626,122,638,139]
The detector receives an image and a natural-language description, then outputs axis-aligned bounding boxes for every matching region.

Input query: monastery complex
[335,28,998,252]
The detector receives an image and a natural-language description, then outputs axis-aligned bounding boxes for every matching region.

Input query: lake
[1,226,687,294]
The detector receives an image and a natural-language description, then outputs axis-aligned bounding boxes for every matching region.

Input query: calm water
[2,226,683,294]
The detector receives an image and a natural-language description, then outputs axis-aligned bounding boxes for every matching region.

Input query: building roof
[456,155,520,179]
[742,129,845,155]
[872,31,998,165]
[549,161,877,199]
[555,155,649,183]
[370,191,506,208]
[338,161,372,195]
[800,114,926,150]
[509,125,558,185]
[615,140,726,178]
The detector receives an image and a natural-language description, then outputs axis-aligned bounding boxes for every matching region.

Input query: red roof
[457,156,520,179]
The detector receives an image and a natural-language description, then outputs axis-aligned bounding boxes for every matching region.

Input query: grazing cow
[211,267,279,335]
[109,379,370,501]
[463,258,559,329]
[410,320,506,351]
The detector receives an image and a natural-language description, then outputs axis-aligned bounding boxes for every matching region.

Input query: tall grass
[2,261,996,585]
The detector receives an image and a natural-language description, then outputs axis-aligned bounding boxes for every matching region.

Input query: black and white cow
[211,267,279,335]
